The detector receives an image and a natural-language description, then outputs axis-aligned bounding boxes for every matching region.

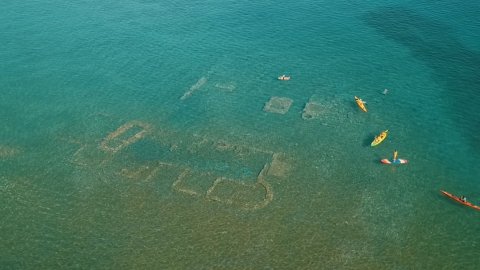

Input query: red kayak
[440,190,480,211]
[381,158,408,165]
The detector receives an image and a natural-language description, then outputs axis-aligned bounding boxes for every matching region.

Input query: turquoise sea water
[1,0,479,268]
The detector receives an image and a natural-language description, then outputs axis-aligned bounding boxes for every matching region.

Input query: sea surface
[1,0,479,269]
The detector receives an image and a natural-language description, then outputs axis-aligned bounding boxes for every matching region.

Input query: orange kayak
[441,190,480,211]
[371,130,388,146]
[354,96,367,112]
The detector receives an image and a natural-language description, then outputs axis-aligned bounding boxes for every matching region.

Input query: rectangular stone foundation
[264,96,293,114]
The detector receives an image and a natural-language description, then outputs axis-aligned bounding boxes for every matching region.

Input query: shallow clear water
[1,0,479,268]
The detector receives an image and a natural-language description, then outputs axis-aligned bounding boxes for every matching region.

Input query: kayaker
[460,196,467,202]
[393,150,398,161]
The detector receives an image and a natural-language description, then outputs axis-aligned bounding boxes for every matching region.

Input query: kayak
[381,158,408,164]
[354,96,367,112]
[278,75,290,81]
[371,130,388,146]
[440,190,480,211]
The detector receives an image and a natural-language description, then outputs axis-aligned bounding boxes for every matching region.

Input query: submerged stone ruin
[99,121,151,153]
[264,96,293,114]
[302,95,328,120]
[70,119,291,211]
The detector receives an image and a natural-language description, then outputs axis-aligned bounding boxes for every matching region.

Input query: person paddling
[393,149,398,161]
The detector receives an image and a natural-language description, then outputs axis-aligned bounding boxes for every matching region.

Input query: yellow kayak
[354,96,367,112]
[371,130,388,146]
